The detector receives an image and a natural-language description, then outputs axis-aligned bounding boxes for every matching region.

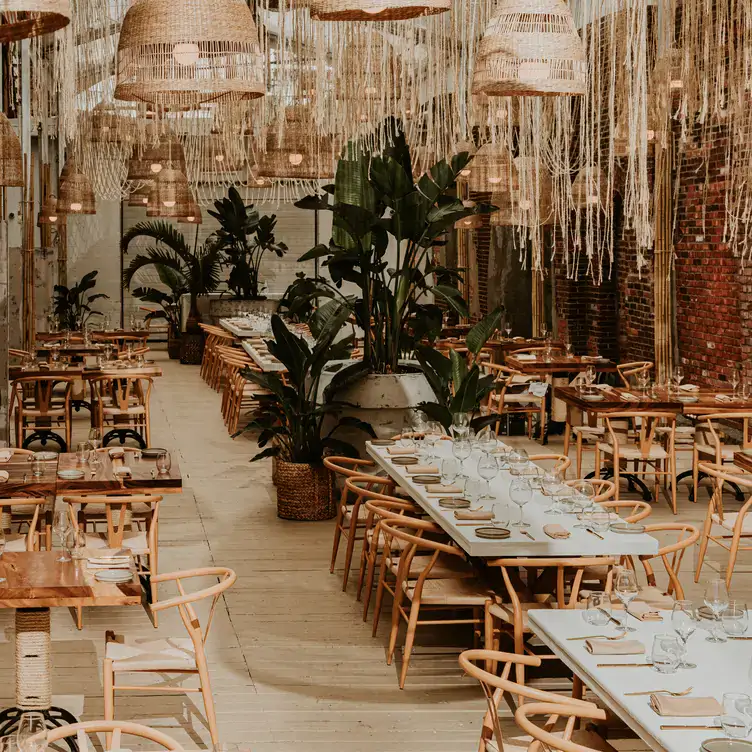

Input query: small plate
[94,570,134,584]
[370,439,395,447]
[392,456,419,466]
[702,740,752,752]
[474,526,511,539]
[141,448,167,458]
[438,497,471,509]
[411,474,442,484]
[609,522,647,534]
[33,451,58,461]
[582,394,605,402]
[677,395,699,403]
[58,469,84,480]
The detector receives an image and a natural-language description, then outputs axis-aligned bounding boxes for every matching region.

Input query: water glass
[452,439,472,478]
[464,479,484,507]
[615,568,639,632]
[156,451,172,475]
[76,441,91,464]
[723,601,749,636]
[722,693,752,739]
[705,579,730,642]
[672,600,698,668]
[651,634,682,674]
[584,591,612,626]
[507,448,529,476]
[584,508,611,533]
[491,502,509,528]
[67,528,87,560]
[398,422,414,448]
[441,458,459,486]
[31,459,44,478]
[509,478,532,527]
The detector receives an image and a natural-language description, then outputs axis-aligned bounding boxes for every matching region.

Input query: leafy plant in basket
[279,121,494,391]
[416,307,504,432]
[52,270,109,330]
[209,187,288,300]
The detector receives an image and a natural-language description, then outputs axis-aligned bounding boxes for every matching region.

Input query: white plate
[677,395,699,403]
[94,570,134,583]
[702,740,752,752]
[34,451,57,461]
[582,394,605,402]
[58,469,84,479]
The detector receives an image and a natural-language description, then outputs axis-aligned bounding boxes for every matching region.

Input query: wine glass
[541,471,564,515]
[565,342,573,358]
[452,412,470,432]
[507,448,529,476]
[88,427,102,450]
[53,510,71,563]
[477,429,497,455]
[585,365,597,388]
[441,458,459,486]
[614,568,639,632]
[570,480,596,528]
[732,369,742,397]
[504,323,512,339]
[509,478,532,528]
[424,421,443,461]
[156,451,172,476]
[17,712,46,752]
[637,369,650,394]
[399,420,414,448]
[673,365,684,393]
[705,579,730,642]
[452,439,472,479]
[671,600,698,669]
[477,454,498,500]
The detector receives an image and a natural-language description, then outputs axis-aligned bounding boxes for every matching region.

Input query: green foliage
[208,187,288,300]
[416,308,504,430]
[52,271,109,330]
[280,120,495,375]
[242,314,375,464]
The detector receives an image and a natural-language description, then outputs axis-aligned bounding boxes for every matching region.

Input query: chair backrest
[695,412,752,453]
[637,523,700,599]
[459,650,596,752]
[600,499,652,523]
[617,361,653,388]
[697,462,752,525]
[32,720,184,752]
[563,478,615,503]
[0,497,45,548]
[529,454,571,477]
[604,411,676,456]
[514,702,608,752]
[324,456,377,479]
[88,375,153,413]
[11,376,73,416]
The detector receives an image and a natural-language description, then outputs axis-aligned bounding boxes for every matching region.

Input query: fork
[624,687,693,697]
[566,633,627,642]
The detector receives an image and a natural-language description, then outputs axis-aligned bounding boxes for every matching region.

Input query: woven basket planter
[167,330,182,359]
[275,459,334,521]
[180,331,204,364]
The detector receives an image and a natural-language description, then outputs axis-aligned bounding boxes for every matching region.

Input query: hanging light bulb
[172,42,200,66]
[288,153,304,166]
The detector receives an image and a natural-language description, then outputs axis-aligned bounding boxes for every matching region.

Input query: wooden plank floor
[2,353,747,750]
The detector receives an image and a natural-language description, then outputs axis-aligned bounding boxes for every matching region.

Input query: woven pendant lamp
[146,169,194,218]
[572,165,608,211]
[178,201,202,224]
[458,142,514,192]
[37,195,65,226]
[57,160,96,215]
[127,182,153,207]
[473,0,586,97]
[115,0,265,108]
[309,0,449,22]
[490,159,553,226]
[0,0,70,44]
[455,214,483,231]
[0,113,23,187]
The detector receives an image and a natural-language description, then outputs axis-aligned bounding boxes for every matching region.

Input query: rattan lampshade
[57,160,96,215]
[490,159,553,226]
[127,182,153,207]
[0,0,70,43]
[572,165,609,211]
[458,142,514,192]
[0,113,23,187]
[146,169,194,218]
[37,194,65,226]
[309,0,449,21]
[187,133,246,175]
[473,0,586,97]
[178,201,202,224]
[115,0,265,107]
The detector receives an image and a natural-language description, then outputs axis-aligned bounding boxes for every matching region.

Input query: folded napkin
[108,448,125,458]
[626,601,664,621]
[576,511,620,522]
[528,383,549,397]
[649,695,722,717]
[454,510,494,521]
[621,392,640,401]
[87,559,131,570]
[426,485,463,495]
[112,466,132,476]
[0,470,8,482]
[582,355,602,361]
[515,353,537,361]
[406,465,439,475]
[715,393,734,403]
[386,447,415,455]
[512,336,525,341]
[679,384,700,392]
[0,449,12,463]
[585,639,645,655]
[543,524,571,539]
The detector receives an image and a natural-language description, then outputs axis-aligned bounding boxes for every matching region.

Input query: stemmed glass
[451,412,470,437]
[565,343,573,358]
[672,365,684,394]
[53,510,71,563]
[705,579,730,642]
[732,369,742,398]
[452,439,472,479]
[504,323,512,339]
[424,421,443,461]
[507,448,529,476]
[477,429,497,455]
[571,481,596,529]
[399,420,414,448]
[509,478,532,527]
[541,471,564,515]
[156,451,172,476]
[614,568,639,632]
[88,427,102,450]
[671,600,699,669]
[477,455,498,500]
[637,369,650,394]
[585,365,597,389]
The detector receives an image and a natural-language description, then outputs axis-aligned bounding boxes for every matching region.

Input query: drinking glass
[452,412,470,432]
[16,712,47,752]
[53,510,71,563]
[496,448,510,470]
[465,479,484,507]
[102,314,111,332]
[637,369,650,394]
[507,448,529,477]
[0,529,6,583]
[585,365,597,388]
[671,600,699,669]
[424,421,442,460]
[477,455,498,500]
[441,458,459,486]
[67,528,87,560]
[721,694,752,739]
[732,369,742,397]
[571,480,596,529]
[452,439,472,479]
[584,591,612,626]
[491,502,509,528]
[156,451,172,475]
[584,508,611,533]
[673,365,684,393]
[76,441,91,464]
[565,343,573,358]
[504,324,512,339]
[31,459,44,478]
[705,579,730,642]
[651,634,682,674]
[723,601,749,636]
[509,478,532,528]
[399,421,414,448]
[477,429,497,455]
[614,568,639,632]
[88,427,102,450]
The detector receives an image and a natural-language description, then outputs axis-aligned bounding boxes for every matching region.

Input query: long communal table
[366,440,659,558]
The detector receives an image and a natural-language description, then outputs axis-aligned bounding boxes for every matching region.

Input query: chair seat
[573,426,605,436]
[365,527,408,551]
[697,444,741,460]
[103,405,146,416]
[106,635,196,671]
[20,408,66,418]
[503,394,543,405]
[657,426,695,436]
[404,576,492,606]
[597,442,668,461]
[712,512,752,533]
[342,505,370,525]
[487,729,617,752]
[389,552,475,579]
[4,534,31,552]
[84,531,149,555]
[488,598,555,631]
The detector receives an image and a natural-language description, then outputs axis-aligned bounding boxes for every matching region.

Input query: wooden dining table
[0,551,141,745]
[0,454,59,497]
[506,353,617,375]
[9,363,164,381]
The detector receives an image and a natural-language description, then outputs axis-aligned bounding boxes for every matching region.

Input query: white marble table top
[241,341,286,372]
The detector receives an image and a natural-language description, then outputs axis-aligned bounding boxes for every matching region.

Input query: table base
[0,707,79,751]
[103,428,146,449]
[22,430,67,453]
[585,468,654,502]
[675,469,746,502]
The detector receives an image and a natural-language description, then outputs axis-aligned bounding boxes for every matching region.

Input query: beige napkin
[386,447,415,455]
[649,696,722,717]
[680,384,700,392]
[0,450,11,463]
[454,510,494,520]
[0,470,8,482]
[112,466,132,476]
[621,392,640,401]
[585,639,645,655]
[627,601,664,621]
[543,524,571,539]
[406,466,439,475]
[715,394,734,403]
[426,485,463,495]
[108,448,125,458]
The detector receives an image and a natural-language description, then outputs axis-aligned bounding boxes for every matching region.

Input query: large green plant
[52,270,109,330]
[416,308,504,431]
[243,313,375,464]
[209,187,288,300]
[280,123,493,385]
[121,221,222,331]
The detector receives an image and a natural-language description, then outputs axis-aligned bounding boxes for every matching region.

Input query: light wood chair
[482,363,547,441]
[87,373,154,447]
[381,517,492,689]
[103,567,236,746]
[515,702,611,752]
[0,497,45,550]
[599,499,652,523]
[528,454,571,479]
[10,375,74,451]
[484,556,616,687]
[616,361,653,388]
[562,478,616,503]
[695,462,752,588]
[31,720,184,752]
[594,411,678,513]
[458,650,612,751]
[635,522,700,601]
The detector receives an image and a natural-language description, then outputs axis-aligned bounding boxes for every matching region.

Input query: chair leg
[196,659,220,745]
[361,548,378,619]
[371,556,390,632]
[692,448,699,503]
[103,657,114,749]
[726,529,743,589]
[341,507,360,592]
[694,498,715,582]
[74,606,83,630]
[386,583,405,665]
[398,601,421,690]
[330,507,345,574]
[576,434,584,479]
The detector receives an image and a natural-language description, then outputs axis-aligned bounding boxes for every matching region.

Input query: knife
[597,608,623,627]
[660,725,722,730]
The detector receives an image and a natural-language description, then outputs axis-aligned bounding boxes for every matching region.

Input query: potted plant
[121,220,222,363]
[129,288,184,359]
[242,313,374,520]
[52,270,109,330]
[280,121,493,439]
[207,187,288,319]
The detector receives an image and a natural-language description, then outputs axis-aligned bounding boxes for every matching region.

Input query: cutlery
[598,608,624,627]
[520,530,536,540]
[567,633,627,642]
[596,663,654,668]
[586,528,605,540]
[625,687,693,697]
[728,636,752,640]
[660,725,722,731]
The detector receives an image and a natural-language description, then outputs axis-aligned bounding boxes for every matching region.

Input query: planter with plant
[121,220,222,363]
[280,122,493,440]
[52,270,109,331]
[242,313,374,520]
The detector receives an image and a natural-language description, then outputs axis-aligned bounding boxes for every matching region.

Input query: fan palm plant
[121,221,223,332]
